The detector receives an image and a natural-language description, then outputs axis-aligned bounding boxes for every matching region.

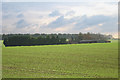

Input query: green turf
[2,40,118,78]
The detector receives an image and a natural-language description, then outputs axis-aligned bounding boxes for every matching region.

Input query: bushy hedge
[3,35,67,47]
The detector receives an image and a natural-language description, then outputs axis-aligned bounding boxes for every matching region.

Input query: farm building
[104,41,111,43]
[78,40,111,43]
[79,40,97,43]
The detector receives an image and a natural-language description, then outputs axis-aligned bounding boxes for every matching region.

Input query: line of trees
[2,32,113,47]
[3,35,66,47]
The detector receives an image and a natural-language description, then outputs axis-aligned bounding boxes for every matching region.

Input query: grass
[2,40,118,78]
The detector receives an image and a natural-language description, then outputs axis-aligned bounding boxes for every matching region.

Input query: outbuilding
[79,40,97,43]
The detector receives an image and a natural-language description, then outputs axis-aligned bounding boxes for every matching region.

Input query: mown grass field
[2,40,118,78]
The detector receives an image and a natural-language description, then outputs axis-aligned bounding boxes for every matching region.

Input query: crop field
[2,40,118,78]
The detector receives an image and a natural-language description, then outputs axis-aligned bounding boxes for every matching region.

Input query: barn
[78,40,111,43]
[79,40,98,43]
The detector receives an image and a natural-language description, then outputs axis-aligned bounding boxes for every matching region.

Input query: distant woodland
[1,32,113,46]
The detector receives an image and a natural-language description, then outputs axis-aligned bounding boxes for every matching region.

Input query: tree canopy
[3,32,112,46]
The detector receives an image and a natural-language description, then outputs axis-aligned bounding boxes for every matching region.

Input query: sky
[2,0,119,2]
[1,2,118,38]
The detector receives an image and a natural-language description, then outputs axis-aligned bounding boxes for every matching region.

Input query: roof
[80,40,97,41]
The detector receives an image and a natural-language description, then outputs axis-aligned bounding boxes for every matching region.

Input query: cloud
[98,23,103,26]
[74,15,116,30]
[54,22,76,32]
[2,2,118,38]
[45,16,66,28]
[2,2,23,13]
[81,26,102,33]
[99,17,117,32]
[56,2,117,17]
[15,19,29,28]
[73,15,117,34]
[41,14,117,35]
[3,14,11,19]
[49,10,61,17]
[17,13,24,18]
[46,14,116,29]
[65,11,75,16]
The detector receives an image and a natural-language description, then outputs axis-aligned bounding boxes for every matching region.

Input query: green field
[2,40,118,78]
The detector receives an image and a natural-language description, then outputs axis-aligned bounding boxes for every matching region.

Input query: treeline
[3,35,66,46]
[2,32,113,46]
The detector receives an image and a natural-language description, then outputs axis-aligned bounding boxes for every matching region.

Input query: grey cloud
[45,16,65,28]
[3,3,22,13]
[17,13,24,18]
[3,14,11,19]
[45,16,74,28]
[74,15,116,30]
[15,19,29,28]
[76,15,106,25]
[45,15,117,33]
[100,17,117,32]
[49,10,61,17]
[2,2,117,34]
